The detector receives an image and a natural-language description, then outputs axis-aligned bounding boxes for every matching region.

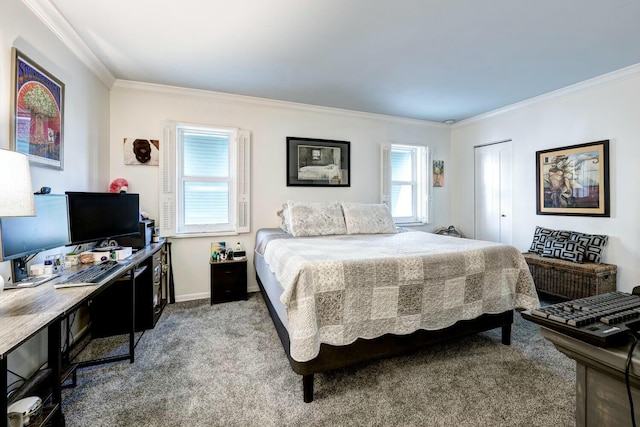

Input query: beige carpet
[62,293,575,426]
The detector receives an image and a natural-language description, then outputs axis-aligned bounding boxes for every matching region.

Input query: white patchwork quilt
[262,231,539,362]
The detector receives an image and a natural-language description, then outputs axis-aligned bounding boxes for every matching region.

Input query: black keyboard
[521,292,640,347]
[58,261,121,285]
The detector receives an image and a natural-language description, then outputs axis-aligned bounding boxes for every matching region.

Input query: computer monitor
[66,192,141,245]
[0,194,71,280]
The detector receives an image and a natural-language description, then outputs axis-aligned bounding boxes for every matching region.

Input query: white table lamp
[0,149,36,295]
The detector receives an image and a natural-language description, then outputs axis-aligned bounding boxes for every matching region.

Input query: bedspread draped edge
[260,230,539,362]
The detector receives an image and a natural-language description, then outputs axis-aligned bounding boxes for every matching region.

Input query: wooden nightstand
[210,258,247,304]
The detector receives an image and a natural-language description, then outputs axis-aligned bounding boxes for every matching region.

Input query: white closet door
[474,141,512,244]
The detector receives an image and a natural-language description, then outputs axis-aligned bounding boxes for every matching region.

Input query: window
[160,122,250,236]
[380,143,431,224]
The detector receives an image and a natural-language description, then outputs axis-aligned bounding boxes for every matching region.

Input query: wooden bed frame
[256,273,514,403]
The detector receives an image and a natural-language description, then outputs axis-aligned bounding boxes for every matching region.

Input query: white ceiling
[37,0,640,122]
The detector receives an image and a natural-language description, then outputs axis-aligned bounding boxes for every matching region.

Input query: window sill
[394,222,426,227]
[168,231,240,239]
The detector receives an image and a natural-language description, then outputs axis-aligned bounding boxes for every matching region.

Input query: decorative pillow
[569,231,608,263]
[529,226,571,254]
[276,203,291,233]
[541,237,586,263]
[341,202,397,235]
[286,201,347,237]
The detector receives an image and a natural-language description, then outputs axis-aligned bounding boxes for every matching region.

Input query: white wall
[1,1,111,194]
[1,3,111,277]
[1,0,111,274]
[109,82,452,300]
[450,67,640,293]
[2,0,111,391]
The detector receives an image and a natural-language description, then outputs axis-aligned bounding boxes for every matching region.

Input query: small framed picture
[124,138,160,165]
[433,160,444,187]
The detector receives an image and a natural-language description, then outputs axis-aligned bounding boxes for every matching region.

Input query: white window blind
[182,131,230,227]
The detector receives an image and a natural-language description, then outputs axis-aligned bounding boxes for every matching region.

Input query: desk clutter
[0,192,150,287]
[79,252,95,264]
[82,246,133,263]
[211,241,246,261]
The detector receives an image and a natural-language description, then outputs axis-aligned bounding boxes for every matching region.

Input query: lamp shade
[0,149,35,217]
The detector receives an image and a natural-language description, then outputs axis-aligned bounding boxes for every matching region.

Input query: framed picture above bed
[536,139,610,217]
[286,137,350,187]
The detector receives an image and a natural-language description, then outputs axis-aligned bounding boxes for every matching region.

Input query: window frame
[160,121,250,237]
[380,142,431,225]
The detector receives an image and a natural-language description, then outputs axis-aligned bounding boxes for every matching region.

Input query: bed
[297,164,341,181]
[255,201,540,402]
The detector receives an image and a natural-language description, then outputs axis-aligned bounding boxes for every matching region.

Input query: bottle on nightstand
[233,242,246,260]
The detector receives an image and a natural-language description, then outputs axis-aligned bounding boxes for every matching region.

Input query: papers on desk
[4,274,60,289]
[53,282,99,289]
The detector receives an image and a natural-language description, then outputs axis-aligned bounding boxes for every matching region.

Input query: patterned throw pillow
[341,202,397,234]
[541,237,586,263]
[529,226,571,254]
[287,200,347,237]
[569,232,609,263]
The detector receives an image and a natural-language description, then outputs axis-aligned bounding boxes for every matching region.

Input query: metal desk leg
[48,318,63,426]
[129,268,135,363]
[77,267,139,369]
[1,356,7,427]
[167,241,175,304]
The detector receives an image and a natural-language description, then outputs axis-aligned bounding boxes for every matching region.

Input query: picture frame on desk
[211,241,226,261]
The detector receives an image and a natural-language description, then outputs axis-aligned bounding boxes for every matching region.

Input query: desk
[541,327,640,426]
[0,241,166,427]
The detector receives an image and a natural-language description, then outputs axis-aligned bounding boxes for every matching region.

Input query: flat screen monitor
[66,192,141,245]
[0,194,71,261]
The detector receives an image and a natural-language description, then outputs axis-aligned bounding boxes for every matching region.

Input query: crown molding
[21,0,116,88]
[24,0,443,128]
[112,80,448,129]
[454,62,640,127]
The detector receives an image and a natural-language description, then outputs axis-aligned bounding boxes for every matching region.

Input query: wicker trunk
[522,252,617,300]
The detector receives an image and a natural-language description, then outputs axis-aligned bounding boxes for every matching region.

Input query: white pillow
[287,200,347,237]
[276,203,291,233]
[341,202,397,234]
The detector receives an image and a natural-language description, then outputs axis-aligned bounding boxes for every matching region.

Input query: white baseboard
[174,292,209,303]
[173,285,259,303]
